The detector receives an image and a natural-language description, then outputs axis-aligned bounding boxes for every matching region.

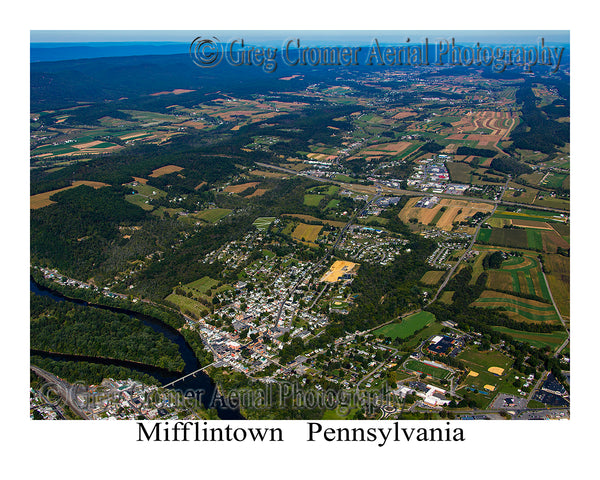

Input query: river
[30,278,244,420]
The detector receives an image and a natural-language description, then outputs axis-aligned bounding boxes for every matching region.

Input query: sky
[31,30,570,45]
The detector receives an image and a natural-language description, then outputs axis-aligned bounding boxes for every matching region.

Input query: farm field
[399,197,494,231]
[30,180,110,209]
[148,164,184,177]
[491,326,568,350]
[491,207,568,223]
[420,270,446,285]
[373,312,435,339]
[224,182,260,194]
[291,223,322,243]
[543,253,570,321]
[472,290,559,324]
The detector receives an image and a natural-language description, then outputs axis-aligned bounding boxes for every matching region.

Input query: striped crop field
[472,290,559,323]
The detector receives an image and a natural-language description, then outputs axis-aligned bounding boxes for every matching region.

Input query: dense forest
[30,293,185,372]
[509,80,570,154]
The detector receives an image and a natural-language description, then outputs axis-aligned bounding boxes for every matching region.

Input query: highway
[30,365,90,420]
[254,162,569,214]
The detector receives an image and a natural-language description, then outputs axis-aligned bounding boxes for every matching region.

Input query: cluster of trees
[509,80,570,154]
[30,355,159,386]
[490,156,533,176]
[456,146,497,158]
[31,293,185,372]
[482,251,504,270]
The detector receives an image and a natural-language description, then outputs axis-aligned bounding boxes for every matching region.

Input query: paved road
[538,259,570,356]
[274,187,381,324]
[30,365,89,419]
[255,162,569,214]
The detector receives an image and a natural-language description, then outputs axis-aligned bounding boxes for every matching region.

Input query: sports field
[404,359,451,379]
[374,312,435,339]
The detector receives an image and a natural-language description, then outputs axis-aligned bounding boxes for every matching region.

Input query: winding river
[30,278,244,420]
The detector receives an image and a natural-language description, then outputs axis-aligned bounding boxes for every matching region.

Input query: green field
[194,208,232,223]
[374,312,435,339]
[253,216,276,231]
[491,326,568,349]
[477,228,527,249]
[165,293,210,318]
[304,194,324,206]
[473,292,558,323]
[404,359,451,379]
[125,194,154,211]
[185,276,219,293]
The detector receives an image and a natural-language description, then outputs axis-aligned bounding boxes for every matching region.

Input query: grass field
[374,312,435,339]
[404,359,451,379]
[253,217,276,231]
[185,276,219,294]
[420,270,446,285]
[165,293,210,319]
[490,326,568,349]
[193,208,232,223]
[304,194,325,206]
[446,161,473,183]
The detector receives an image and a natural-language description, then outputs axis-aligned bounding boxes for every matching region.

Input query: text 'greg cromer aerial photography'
[30,30,570,422]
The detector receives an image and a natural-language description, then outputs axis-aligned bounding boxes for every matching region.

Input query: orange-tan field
[30,180,110,209]
[320,260,359,283]
[291,223,323,243]
[399,197,494,231]
[149,165,184,177]
[224,182,260,194]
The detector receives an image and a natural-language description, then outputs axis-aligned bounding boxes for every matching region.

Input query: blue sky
[31,30,569,45]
